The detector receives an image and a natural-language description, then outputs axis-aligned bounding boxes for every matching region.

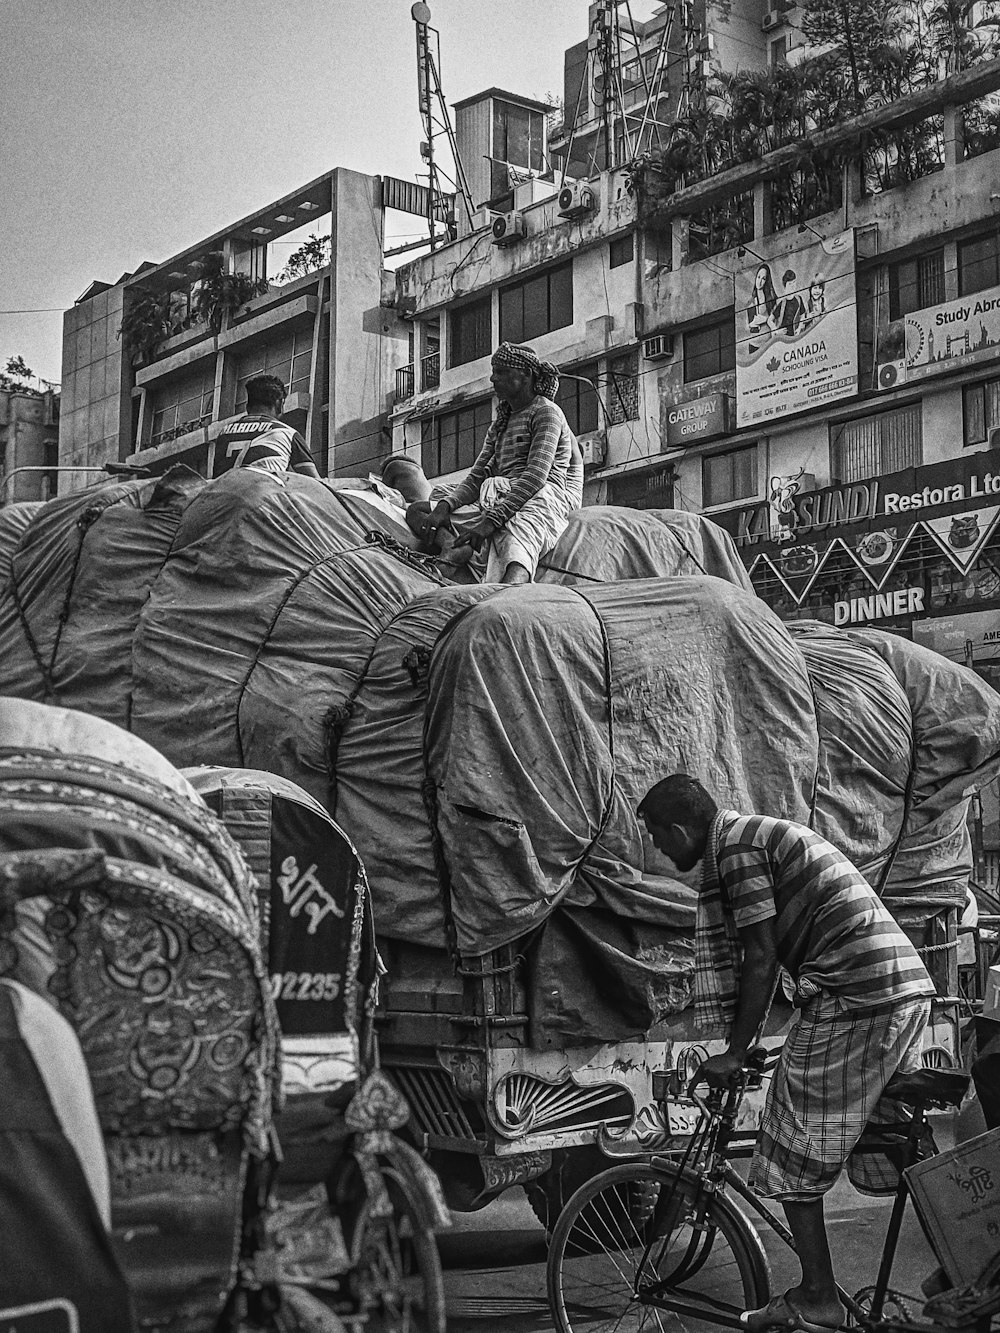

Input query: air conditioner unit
[558,182,598,220]
[876,359,907,391]
[643,333,674,361]
[492,211,527,246]
[762,10,782,29]
[578,431,607,468]
[471,206,495,232]
[988,426,1000,450]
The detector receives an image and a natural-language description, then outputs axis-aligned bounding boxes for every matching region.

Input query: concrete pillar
[753,181,772,241]
[943,104,964,168]
[672,217,690,269]
[843,156,864,218]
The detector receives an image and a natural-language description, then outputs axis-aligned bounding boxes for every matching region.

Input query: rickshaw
[187,765,450,1332]
[0,701,448,1333]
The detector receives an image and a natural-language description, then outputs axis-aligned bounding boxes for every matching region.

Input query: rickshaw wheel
[353,1163,446,1333]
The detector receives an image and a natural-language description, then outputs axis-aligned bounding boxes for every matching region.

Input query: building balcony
[396,364,415,401]
[420,351,441,391]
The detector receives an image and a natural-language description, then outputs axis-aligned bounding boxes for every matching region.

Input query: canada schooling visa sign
[736,230,858,427]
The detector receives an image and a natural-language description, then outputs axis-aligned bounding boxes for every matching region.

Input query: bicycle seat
[882,1067,969,1108]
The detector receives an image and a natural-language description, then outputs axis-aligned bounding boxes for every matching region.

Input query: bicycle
[546,1048,999,1333]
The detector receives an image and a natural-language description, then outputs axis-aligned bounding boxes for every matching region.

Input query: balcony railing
[421,351,441,391]
[396,364,415,401]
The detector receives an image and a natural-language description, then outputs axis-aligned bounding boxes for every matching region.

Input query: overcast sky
[1,0,596,383]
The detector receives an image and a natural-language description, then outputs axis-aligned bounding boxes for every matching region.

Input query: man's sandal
[741,1290,846,1333]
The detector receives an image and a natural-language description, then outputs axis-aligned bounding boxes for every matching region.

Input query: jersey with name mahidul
[213,413,313,477]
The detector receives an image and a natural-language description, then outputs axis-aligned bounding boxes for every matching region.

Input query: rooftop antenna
[412,2,475,248]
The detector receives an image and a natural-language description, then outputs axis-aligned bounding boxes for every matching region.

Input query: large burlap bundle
[537,505,755,588]
[129,468,442,806]
[0,500,43,590]
[0,470,206,728]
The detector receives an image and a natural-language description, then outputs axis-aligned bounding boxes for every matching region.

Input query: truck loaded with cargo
[1,465,997,1219]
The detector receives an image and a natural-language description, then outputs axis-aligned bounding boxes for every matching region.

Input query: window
[557,360,600,435]
[959,231,1000,297]
[235,327,312,410]
[769,36,788,65]
[150,367,215,447]
[609,233,634,269]
[684,316,736,382]
[493,101,544,173]
[830,403,921,482]
[607,350,639,424]
[888,249,946,319]
[500,263,573,344]
[420,399,493,477]
[702,444,758,507]
[608,467,674,510]
[449,296,490,368]
[963,376,1000,446]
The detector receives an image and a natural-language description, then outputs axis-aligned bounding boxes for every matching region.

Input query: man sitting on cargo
[213,374,320,479]
[638,774,935,1333]
[409,342,583,584]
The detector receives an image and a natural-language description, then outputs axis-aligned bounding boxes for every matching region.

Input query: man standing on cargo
[213,374,320,479]
[637,774,934,1333]
[409,342,583,584]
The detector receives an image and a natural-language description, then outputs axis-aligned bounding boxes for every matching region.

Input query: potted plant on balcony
[118,290,177,366]
[190,251,269,335]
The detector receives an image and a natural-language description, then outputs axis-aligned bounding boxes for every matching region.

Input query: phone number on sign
[270,970,342,1001]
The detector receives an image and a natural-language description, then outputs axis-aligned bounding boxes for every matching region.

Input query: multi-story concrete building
[389,13,1000,682]
[59,167,414,484]
[0,384,60,504]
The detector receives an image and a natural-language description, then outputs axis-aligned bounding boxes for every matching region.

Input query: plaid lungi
[479,476,576,581]
[749,993,930,1201]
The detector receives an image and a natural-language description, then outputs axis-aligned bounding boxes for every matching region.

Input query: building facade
[389,23,1000,685]
[59,168,413,486]
[0,386,60,505]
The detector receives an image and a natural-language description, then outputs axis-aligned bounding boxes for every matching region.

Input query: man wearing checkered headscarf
[412,342,583,584]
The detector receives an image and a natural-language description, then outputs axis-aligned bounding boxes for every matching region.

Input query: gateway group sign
[735,230,858,428]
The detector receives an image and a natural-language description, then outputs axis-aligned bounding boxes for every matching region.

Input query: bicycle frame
[633,1070,946,1333]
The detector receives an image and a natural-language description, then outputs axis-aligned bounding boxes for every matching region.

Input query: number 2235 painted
[270,971,342,1001]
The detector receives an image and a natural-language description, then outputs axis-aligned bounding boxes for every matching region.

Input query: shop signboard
[665,392,729,447]
[735,230,858,428]
[715,451,1000,610]
[720,452,1000,549]
[881,280,1000,386]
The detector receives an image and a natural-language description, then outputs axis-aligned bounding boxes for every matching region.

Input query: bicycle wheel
[547,1161,771,1333]
[353,1163,447,1333]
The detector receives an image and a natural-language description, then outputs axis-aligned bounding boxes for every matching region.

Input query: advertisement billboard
[735,230,858,428]
[878,281,1000,386]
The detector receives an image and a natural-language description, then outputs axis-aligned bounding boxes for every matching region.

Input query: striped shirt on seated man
[407,342,583,586]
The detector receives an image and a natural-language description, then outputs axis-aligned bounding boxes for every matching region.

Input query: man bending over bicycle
[638,775,935,1333]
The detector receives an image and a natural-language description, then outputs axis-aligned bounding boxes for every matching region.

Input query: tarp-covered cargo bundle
[537,505,755,589]
[129,468,447,806]
[0,469,206,729]
[790,621,1000,904]
[0,499,44,591]
[336,576,1000,1048]
[334,509,759,946]
[423,577,816,1046]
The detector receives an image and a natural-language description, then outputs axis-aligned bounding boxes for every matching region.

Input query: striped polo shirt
[714,810,934,1009]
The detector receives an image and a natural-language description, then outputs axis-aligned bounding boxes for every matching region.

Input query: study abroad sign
[893,281,1000,384]
[735,230,858,428]
[665,392,729,447]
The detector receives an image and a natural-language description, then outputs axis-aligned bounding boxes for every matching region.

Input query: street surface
[439,1161,943,1332]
